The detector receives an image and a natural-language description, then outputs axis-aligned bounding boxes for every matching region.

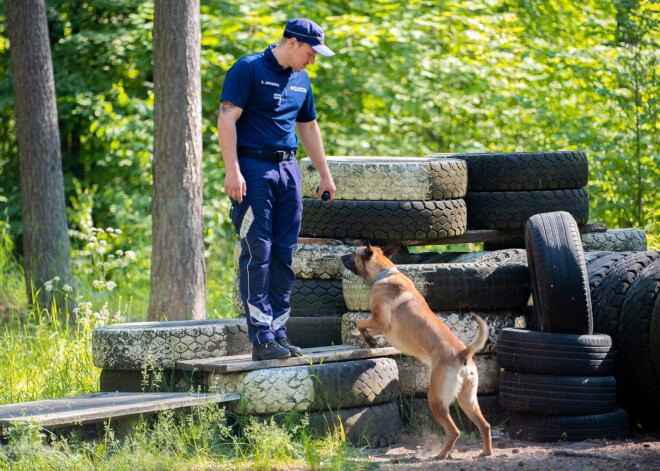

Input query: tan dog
[341,242,493,459]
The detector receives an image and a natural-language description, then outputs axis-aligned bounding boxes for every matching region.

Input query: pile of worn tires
[496,213,625,441]
[91,319,402,448]
[427,151,590,231]
[587,249,660,428]
[296,156,534,431]
[496,211,656,440]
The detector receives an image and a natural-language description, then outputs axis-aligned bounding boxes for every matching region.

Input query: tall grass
[0,406,370,470]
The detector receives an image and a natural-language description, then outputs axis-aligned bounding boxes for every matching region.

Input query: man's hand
[217,100,245,202]
[317,175,336,202]
[224,168,247,203]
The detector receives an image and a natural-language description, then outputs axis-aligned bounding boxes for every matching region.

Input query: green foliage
[0,1,658,287]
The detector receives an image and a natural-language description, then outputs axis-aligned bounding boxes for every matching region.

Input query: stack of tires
[586,249,660,428]
[299,156,468,242]
[295,156,536,430]
[427,151,590,232]
[497,211,629,441]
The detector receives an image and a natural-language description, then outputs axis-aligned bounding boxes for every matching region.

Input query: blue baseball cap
[284,18,335,57]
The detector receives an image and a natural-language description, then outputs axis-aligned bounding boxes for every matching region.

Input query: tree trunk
[6,0,75,319]
[149,0,206,321]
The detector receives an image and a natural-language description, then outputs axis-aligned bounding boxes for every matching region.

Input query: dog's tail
[459,314,488,364]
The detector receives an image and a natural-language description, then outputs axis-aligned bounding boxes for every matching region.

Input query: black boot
[276,337,303,356]
[252,339,291,361]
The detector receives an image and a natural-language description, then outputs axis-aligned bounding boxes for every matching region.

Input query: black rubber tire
[496,328,613,376]
[429,151,588,192]
[216,357,399,415]
[581,228,648,252]
[618,260,660,425]
[499,371,616,416]
[508,408,629,442]
[286,316,342,348]
[308,401,402,448]
[586,251,633,294]
[525,211,593,335]
[300,198,467,242]
[92,319,251,370]
[591,251,660,343]
[300,156,468,200]
[477,249,527,264]
[342,262,531,312]
[466,188,589,231]
[583,250,616,266]
[290,278,346,317]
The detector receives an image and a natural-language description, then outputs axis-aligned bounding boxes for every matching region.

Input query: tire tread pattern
[429,151,588,192]
[466,189,589,230]
[301,199,467,241]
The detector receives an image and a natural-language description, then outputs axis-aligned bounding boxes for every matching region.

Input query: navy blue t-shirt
[221,45,317,151]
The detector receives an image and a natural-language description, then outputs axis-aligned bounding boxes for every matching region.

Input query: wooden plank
[338,223,609,247]
[0,392,240,428]
[176,345,400,374]
[176,344,359,368]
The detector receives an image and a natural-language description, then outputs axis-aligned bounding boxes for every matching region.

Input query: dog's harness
[370,267,399,286]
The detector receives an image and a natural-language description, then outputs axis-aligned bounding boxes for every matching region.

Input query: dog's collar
[370,267,399,286]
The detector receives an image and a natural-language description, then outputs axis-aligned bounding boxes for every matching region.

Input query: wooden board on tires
[0,392,240,428]
[177,345,399,373]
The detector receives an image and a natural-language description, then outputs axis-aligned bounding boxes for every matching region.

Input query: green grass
[0,406,372,470]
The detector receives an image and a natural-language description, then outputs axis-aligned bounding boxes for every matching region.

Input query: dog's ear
[361,243,374,260]
[381,242,401,259]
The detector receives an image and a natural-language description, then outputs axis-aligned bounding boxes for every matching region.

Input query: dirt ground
[358,431,660,471]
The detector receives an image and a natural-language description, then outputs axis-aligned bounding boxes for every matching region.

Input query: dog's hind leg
[428,366,461,459]
[457,371,493,456]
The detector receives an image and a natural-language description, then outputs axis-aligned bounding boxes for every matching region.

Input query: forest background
[0,0,659,322]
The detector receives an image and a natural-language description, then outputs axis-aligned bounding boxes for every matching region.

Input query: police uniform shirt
[221,45,317,152]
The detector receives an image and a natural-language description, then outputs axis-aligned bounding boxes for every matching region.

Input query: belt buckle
[274,150,288,161]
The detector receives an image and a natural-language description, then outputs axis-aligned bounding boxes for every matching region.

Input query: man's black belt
[237,146,296,162]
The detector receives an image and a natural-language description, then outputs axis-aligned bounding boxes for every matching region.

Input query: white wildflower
[53,276,60,282]
[62,284,73,293]
[106,227,115,233]
[114,229,122,235]
[106,281,117,291]
[125,251,137,261]
[115,250,124,257]
[44,281,53,292]
[93,280,104,290]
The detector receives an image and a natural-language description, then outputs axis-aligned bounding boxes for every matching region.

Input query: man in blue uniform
[218,18,336,360]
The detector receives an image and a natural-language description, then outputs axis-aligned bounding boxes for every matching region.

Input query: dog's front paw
[364,336,378,348]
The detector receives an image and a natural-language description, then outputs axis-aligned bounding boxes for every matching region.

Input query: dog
[341,242,493,459]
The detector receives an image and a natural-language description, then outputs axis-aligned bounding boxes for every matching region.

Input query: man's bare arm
[296,119,336,202]
[217,101,246,202]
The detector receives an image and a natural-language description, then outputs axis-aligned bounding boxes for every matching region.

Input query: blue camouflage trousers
[230,156,302,346]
